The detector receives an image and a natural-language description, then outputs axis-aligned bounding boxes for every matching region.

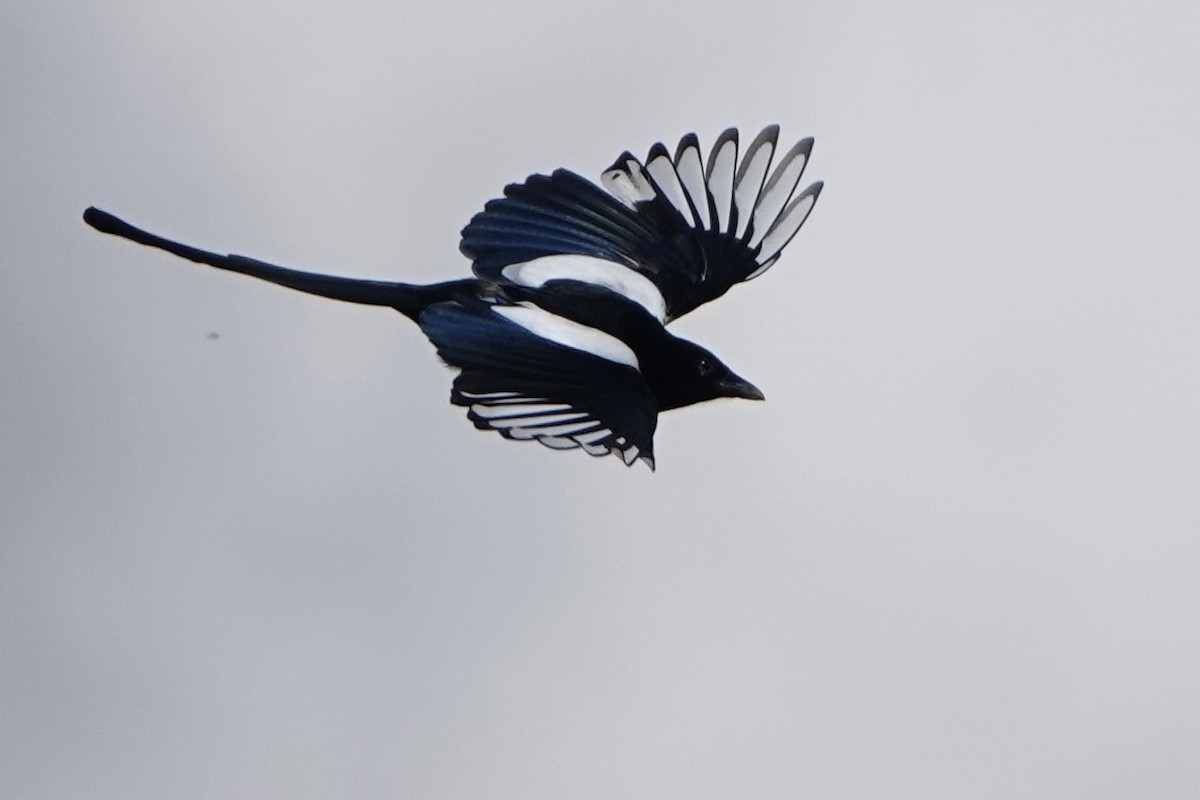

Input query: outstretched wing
[419,300,658,468]
[460,126,822,322]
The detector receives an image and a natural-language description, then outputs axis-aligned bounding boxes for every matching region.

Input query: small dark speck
[206,332,220,340]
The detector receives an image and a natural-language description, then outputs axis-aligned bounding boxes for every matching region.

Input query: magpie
[83,125,822,469]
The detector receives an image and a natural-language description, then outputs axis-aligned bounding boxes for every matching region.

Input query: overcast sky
[3,0,1199,797]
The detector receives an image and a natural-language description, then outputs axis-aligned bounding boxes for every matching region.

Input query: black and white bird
[84,125,822,469]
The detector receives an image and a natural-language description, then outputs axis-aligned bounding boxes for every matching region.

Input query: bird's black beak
[719,376,765,401]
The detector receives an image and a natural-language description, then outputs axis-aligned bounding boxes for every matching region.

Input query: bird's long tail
[82,207,471,320]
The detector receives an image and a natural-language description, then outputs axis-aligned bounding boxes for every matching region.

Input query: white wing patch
[749,136,812,249]
[459,390,643,464]
[673,136,711,229]
[500,253,668,323]
[644,146,693,226]
[733,126,777,239]
[706,131,738,233]
[757,182,821,266]
[601,126,822,283]
[601,157,656,207]
[493,304,640,369]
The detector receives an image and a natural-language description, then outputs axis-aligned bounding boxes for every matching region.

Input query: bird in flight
[84,125,822,469]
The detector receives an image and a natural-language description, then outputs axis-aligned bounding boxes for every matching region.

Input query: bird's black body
[84,125,821,469]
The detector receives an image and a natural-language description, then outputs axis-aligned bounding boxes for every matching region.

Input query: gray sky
[3,0,1199,797]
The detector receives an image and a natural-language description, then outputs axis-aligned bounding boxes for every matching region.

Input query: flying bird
[84,125,822,469]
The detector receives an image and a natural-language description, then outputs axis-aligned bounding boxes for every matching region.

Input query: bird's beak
[719,376,765,401]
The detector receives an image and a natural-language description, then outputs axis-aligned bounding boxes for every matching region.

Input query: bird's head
[653,339,764,411]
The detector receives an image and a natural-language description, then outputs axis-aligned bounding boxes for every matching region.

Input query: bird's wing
[460,126,822,322]
[419,300,658,469]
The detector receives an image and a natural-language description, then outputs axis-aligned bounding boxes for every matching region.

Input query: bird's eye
[698,357,714,376]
